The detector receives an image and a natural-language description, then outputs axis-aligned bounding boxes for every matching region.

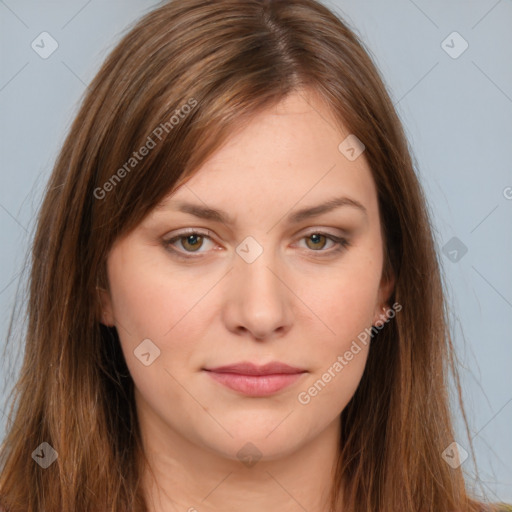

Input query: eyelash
[163,228,351,260]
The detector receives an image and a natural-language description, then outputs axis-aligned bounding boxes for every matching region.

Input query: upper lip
[204,361,306,376]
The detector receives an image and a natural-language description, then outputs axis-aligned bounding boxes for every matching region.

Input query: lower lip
[204,371,305,397]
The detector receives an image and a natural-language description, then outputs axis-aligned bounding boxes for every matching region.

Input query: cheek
[294,249,381,410]
[106,246,218,385]
[295,272,375,415]
[106,245,207,339]
[106,250,201,401]
[301,255,382,342]
[108,268,172,338]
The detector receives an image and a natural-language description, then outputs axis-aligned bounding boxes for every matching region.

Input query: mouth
[202,361,307,397]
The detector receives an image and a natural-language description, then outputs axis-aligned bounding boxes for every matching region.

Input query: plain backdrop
[0,0,511,504]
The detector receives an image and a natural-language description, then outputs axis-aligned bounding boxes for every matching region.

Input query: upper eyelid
[164,228,348,253]
[164,227,347,242]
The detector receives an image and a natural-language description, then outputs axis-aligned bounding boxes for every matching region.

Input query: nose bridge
[225,235,292,338]
[235,237,283,302]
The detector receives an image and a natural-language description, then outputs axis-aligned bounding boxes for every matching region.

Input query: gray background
[1,0,511,504]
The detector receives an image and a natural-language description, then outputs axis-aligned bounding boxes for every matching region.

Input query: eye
[164,229,215,258]
[163,229,351,260]
[296,231,351,255]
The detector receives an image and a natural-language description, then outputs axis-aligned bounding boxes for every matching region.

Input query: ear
[96,286,115,327]
[372,270,396,325]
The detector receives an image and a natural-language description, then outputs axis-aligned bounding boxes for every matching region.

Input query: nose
[222,247,293,341]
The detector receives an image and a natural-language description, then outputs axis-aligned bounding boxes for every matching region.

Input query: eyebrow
[161,196,367,225]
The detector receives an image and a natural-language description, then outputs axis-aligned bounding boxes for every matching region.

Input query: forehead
[156,91,379,224]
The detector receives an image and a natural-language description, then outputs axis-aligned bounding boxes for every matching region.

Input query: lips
[204,361,306,376]
[203,361,307,397]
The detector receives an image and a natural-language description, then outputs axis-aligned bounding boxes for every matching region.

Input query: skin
[100,89,394,512]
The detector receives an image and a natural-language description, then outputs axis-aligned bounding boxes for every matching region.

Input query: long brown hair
[0,0,506,510]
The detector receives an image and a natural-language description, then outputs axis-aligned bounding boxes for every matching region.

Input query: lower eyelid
[164,233,215,255]
[164,232,350,257]
[296,234,347,249]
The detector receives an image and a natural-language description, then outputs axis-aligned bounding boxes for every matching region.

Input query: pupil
[308,233,325,250]
[185,234,201,251]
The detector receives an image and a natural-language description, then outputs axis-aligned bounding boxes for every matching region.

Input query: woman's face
[101,90,393,464]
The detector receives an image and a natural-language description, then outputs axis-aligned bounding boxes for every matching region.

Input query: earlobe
[372,305,389,326]
[373,271,396,325]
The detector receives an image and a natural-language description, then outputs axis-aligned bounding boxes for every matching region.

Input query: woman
[0,0,509,510]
